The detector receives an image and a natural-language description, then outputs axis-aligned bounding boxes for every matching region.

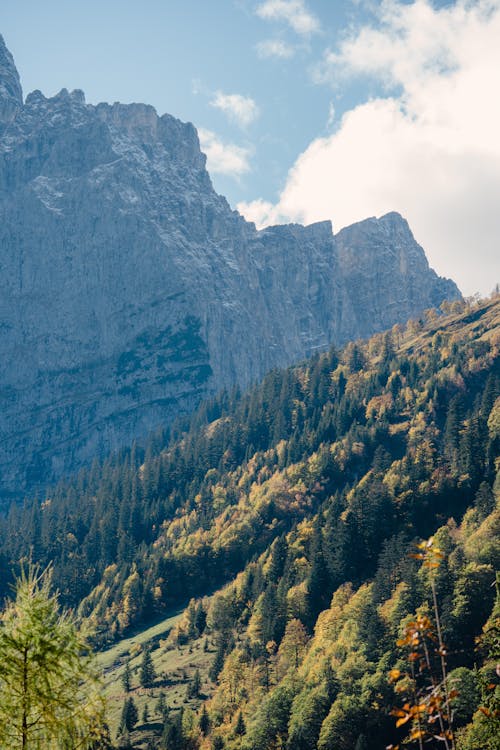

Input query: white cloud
[198,128,252,177]
[256,38,296,58]
[256,0,320,35]
[240,0,500,295]
[237,198,280,227]
[210,91,260,128]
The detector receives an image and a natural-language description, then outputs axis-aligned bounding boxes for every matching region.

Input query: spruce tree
[156,690,168,720]
[187,668,202,699]
[0,564,105,749]
[235,710,246,735]
[209,641,225,682]
[122,659,131,693]
[120,696,138,732]
[139,647,156,688]
[194,601,207,634]
[199,704,210,735]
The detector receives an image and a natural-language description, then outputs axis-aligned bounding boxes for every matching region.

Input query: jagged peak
[0,34,23,125]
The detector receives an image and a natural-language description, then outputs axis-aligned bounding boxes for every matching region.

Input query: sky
[1,0,499,295]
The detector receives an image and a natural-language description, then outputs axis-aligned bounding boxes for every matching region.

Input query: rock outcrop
[0,34,22,127]
[0,37,460,502]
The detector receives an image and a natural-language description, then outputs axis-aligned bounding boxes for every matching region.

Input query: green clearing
[98,609,216,746]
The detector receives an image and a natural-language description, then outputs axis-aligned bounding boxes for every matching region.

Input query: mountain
[1,295,498,749]
[0,35,459,503]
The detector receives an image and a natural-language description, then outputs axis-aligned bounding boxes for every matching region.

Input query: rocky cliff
[0,36,460,503]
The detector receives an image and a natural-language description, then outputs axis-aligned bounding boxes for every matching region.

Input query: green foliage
[2,299,498,647]
[447,668,481,726]
[119,697,138,733]
[0,565,106,749]
[286,685,330,750]
[234,710,246,736]
[140,647,157,688]
[2,297,500,749]
[199,704,210,735]
[161,709,184,750]
[156,691,168,721]
[209,641,226,683]
[122,660,131,693]
[187,669,202,699]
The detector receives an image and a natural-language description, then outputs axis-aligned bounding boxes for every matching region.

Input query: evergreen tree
[161,709,184,750]
[0,564,105,749]
[139,647,156,688]
[306,521,331,626]
[268,535,288,583]
[156,690,168,720]
[235,710,246,736]
[120,697,138,733]
[194,601,207,635]
[209,641,225,683]
[199,704,210,735]
[122,660,132,693]
[187,668,202,699]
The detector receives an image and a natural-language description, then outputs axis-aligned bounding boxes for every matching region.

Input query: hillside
[0,33,459,504]
[0,295,498,748]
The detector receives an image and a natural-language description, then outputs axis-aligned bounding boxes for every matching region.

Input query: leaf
[410,728,426,740]
[396,715,411,727]
[390,708,407,718]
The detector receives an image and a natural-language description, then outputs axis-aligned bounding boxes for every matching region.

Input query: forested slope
[0,296,499,749]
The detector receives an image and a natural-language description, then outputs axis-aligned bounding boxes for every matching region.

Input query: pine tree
[139,647,156,688]
[0,564,105,749]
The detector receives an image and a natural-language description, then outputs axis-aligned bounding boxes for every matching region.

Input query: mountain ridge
[0,35,460,503]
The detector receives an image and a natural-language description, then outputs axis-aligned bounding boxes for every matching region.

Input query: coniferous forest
[0,295,499,749]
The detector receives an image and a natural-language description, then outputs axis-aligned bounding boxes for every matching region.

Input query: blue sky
[1,0,499,294]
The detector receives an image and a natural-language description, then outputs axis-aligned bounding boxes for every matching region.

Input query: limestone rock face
[0,35,22,127]
[0,39,460,502]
